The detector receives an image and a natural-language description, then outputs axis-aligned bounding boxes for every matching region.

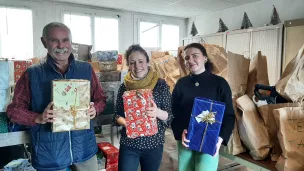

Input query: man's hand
[182,129,190,148]
[87,102,97,119]
[35,102,55,124]
[213,137,223,157]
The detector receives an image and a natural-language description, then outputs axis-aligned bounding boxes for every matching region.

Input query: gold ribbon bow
[192,101,221,152]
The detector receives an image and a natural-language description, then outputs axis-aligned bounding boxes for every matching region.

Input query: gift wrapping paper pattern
[186,97,225,156]
[98,142,119,170]
[13,60,32,83]
[0,60,14,89]
[0,113,8,133]
[0,89,11,112]
[91,50,118,61]
[52,79,90,132]
[123,89,158,138]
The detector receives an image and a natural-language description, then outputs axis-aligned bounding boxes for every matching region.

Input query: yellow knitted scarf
[124,69,159,90]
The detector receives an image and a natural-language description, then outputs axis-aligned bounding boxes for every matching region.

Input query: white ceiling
[51,0,261,18]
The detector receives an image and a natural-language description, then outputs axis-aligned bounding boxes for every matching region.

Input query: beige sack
[177,46,189,77]
[151,51,169,59]
[258,103,301,161]
[246,51,269,99]
[236,95,271,160]
[177,44,227,76]
[227,51,250,97]
[204,44,228,75]
[273,107,304,171]
[223,97,246,155]
[276,44,304,102]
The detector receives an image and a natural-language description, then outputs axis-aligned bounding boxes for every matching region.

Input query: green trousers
[177,141,219,171]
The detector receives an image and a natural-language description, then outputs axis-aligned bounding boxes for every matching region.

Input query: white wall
[187,0,304,36]
[0,0,186,57]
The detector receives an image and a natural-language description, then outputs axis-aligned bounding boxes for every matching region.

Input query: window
[64,12,119,51]
[139,21,180,53]
[162,24,179,51]
[0,7,33,59]
[64,13,91,45]
[94,17,118,51]
[140,22,159,48]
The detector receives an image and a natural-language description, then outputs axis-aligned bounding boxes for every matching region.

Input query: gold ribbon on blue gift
[192,101,221,152]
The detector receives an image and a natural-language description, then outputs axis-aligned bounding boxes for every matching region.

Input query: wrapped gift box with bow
[186,97,225,156]
[52,79,91,132]
[123,89,158,138]
[98,142,119,171]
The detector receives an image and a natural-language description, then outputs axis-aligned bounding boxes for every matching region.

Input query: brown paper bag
[246,51,269,99]
[227,52,250,96]
[236,95,271,160]
[204,44,228,75]
[258,103,301,161]
[273,107,304,171]
[276,44,304,102]
[151,55,172,78]
[224,97,247,155]
[177,44,227,76]
[151,51,169,59]
[157,56,181,92]
[177,46,189,77]
[219,67,228,81]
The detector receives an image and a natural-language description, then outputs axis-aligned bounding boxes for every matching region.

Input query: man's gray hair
[42,22,72,40]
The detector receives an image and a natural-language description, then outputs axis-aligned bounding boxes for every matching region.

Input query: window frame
[60,6,120,52]
[0,5,34,59]
[134,13,184,51]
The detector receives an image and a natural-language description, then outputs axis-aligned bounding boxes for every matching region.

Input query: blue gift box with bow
[186,97,226,156]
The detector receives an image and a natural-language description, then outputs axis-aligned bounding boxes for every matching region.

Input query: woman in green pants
[171,43,235,171]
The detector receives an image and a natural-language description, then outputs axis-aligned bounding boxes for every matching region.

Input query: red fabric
[13,60,32,83]
[123,89,158,138]
[98,142,119,169]
[6,69,106,126]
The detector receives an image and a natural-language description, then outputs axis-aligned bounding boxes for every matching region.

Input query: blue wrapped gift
[186,97,225,156]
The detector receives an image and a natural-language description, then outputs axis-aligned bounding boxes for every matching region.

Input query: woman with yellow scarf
[114,44,173,171]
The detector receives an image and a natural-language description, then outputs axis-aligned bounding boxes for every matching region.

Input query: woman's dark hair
[184,43,213,72]
[125,44,149,65]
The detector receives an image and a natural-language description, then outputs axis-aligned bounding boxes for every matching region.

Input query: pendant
[195,82,199,87]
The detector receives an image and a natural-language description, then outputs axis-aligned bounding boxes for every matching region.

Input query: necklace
[195,81,199,87]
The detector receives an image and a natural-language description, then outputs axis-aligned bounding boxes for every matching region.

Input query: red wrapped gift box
[122,89,158,138]
[13,60,32,83]
[117,54,122,65]
[106,163,118,171]
[97,142,119,170]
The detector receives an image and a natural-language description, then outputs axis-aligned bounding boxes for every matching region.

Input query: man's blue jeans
[118,145,163,171]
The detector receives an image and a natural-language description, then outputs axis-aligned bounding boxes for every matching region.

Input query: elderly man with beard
[6,22,106,171]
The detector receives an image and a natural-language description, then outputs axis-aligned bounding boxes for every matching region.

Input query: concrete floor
[97,125,254,171]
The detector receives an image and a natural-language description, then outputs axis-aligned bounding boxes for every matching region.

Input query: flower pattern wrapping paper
[123,89,158,138]
[13,60,32,83]
[52,79,91,132]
